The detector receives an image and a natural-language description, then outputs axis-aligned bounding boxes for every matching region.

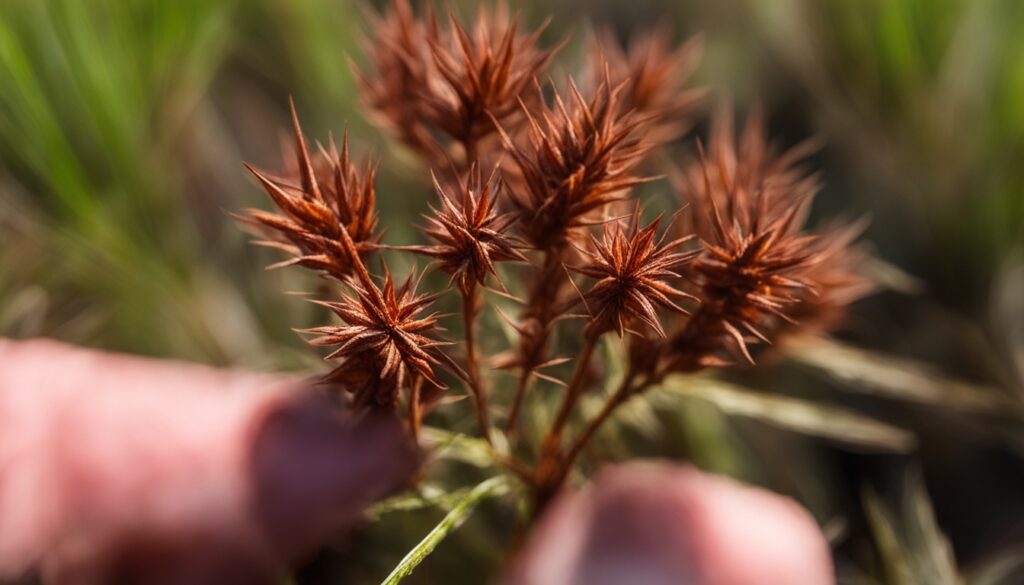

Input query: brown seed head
[305,265,448,409]
[355,0,443,164]
[240,101,379,281]
[669,109,825,369]
[787,220,875,336]
[494,74,654,251]
[411,164,525,294]
[424,3,555,159]
[594,27,704,144]
[571,211,698,338]
[679,106,820,243]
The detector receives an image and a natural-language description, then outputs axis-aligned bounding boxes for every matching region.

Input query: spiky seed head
[424,3,556,158]
[410,164,525,294]
[669,108,827,369]
[354,0,444,164]
[571,211,698,338]
[593,27,705,144]
[240,101,379,281]
[304,265,449,409]
[494,71,654,251]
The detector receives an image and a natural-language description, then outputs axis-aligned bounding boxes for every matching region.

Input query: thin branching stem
[538,333,600,465]
[461,281,493,444]
[506,247,567,434]
[557,368,641,474]
[409,377,423,443]
[505,370,530,436]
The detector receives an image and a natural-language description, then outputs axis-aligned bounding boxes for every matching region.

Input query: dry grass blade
[786,336,1014,415]
[663,377,916,452]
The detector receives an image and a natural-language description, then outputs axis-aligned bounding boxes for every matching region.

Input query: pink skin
[0,338,416,585]
[508,462,835,585]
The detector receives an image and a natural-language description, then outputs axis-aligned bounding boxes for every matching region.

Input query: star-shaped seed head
[410,165,525,295]
[494,71,654,251]
[424,3,556,156]
[571,211,698,338]
[240,100,379,281]
[305,266,448,404]
[671,108,828,367]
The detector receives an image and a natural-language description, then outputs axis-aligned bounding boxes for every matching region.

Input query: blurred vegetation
[1,0,1022,583]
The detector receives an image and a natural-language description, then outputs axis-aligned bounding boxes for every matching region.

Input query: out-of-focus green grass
[751,0,1024,301]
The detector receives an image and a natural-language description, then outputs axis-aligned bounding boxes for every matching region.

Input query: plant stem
[409,377,423,443]
[558,369,639,473]
[505,373,530,435]
[532,367,653,516]
[462,281,492,444]
[537,334,599,466]
[506,247,566,434]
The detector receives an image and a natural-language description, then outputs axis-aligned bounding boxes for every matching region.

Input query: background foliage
[1,0,1022,583]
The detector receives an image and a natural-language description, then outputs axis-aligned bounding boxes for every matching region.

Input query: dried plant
[306,262,447,424]
[495,75,653,252]
[568,211,698,339]
[357,0,556,170]
[355,0,441,164]
[787,220,875,336]
[664,110,824,372]
[411,164,525,296]
[593,27,705,144]
[239,100,379,281]
[424,4,555,164]
[404,164,525,441]
[235,0,875,543]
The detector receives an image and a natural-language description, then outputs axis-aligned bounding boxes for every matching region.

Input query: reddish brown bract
[412,165,524,294]
[241,102,379,281]
[355,0,441,164]
[357,1,555,169]
[667,111,825,369]
[572,213,698,338]
[425,4,555,160]
[495,76,653,251]
[305,267,447,408]
[596,27,705,144]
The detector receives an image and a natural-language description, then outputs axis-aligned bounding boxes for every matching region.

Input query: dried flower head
[302,215,451,412]
[410,164,525,294]
[241,101,379,281]
[495,74,653,251]
[570,211,698,338]
[307,267,447,405]
[667,110,825,370]
[594,27,704,144]
[787,220,875,336]
[680,106,820,243]
[355,0,442,163]
[424,3,555,160]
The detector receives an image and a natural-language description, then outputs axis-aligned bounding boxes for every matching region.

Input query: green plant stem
[462,281,492,444]
[379,475,510,585]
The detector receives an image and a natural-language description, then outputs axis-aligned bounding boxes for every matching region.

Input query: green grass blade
[379,475,510,585]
